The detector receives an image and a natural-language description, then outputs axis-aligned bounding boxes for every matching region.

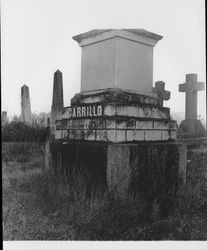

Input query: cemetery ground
[2,142,207,240]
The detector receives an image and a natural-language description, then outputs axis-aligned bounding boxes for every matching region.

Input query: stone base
[179,119,205,138]
[55,88,176,142]
[49,141,186,211]
[56,103,176,142]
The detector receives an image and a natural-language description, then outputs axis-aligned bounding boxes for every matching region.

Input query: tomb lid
[73,29,163,47]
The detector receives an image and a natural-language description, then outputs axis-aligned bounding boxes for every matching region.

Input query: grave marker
[2,111,8,124]
[179,74,204,120]
[21,84,32,124]
[51,70,64,136]
[179,74,205,137]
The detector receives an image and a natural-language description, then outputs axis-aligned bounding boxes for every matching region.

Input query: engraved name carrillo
[56,104,103,130]
[66,105,103,118]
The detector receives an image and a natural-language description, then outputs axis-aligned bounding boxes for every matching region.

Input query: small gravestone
[2,111,8,124]
[21,84,32,124]
[50,29,186,208]
[179,74,205,137]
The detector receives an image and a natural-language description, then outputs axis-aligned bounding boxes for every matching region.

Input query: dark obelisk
[51,70,64,135]
[21,84,32,124]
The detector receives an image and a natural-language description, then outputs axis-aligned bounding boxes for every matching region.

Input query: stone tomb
[50,29,186,206]
[55,29,176,143]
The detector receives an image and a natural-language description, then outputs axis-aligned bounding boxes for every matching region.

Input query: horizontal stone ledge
[64,128,177,132]
[56,117,177,131]
[71,88,162,106]
[55,128,177,142]
[52,140,183,148]
[57,116,174,123]
[62,103,170,120]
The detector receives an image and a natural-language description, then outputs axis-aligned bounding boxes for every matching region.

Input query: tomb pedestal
[50,140,186,213]
[55,88,177,142]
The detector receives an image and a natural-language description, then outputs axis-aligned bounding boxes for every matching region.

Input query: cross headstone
[153,81,170,106]
[21,84,32,124]
[179,74,204,120]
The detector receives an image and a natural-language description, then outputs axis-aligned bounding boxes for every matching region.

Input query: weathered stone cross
[153,81,171,106]
[179,74,205,120]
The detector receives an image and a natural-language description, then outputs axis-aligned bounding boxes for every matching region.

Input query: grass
[2,142,207,240]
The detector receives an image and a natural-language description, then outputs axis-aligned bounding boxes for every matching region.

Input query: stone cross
[21,84,32,124]
[153,81,170,106]
[179,74,205,120]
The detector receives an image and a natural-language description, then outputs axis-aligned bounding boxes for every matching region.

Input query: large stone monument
[56,29,176,142]
[21,84,32,124]
[50,29,186,212]
[179,74,205,137]
[51,70,64,136]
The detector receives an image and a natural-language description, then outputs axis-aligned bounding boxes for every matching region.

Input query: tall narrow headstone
[51,70,64,135]
[179,74,205,137]
[21,84,32,124]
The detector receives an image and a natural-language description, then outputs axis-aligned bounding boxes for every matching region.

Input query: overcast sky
[1,0,206,123]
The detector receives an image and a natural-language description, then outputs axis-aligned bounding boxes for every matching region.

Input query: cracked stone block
[126,130,145,141]
[145,130,162,141]
[136,120,153,129]
[115,130,126,142]
[96,130,116,142]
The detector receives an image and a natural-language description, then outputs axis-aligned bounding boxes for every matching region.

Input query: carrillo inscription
[65,105,103,118]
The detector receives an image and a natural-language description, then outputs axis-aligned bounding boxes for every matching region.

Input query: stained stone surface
[21,84,32,124]
[71,88,162,106]
[55,96,176,142]
[73,29,162,93]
